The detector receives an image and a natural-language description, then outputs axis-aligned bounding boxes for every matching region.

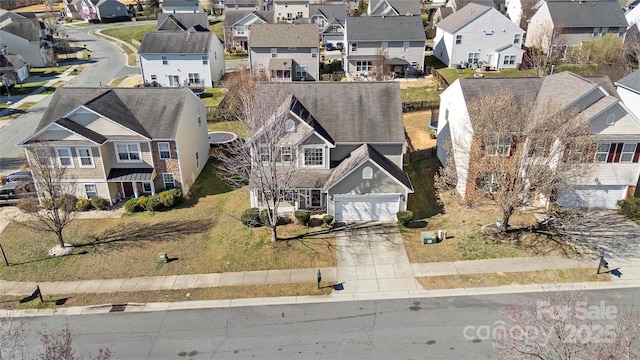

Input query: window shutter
[633,143,640,163]
[613,142,623,163]
[606,143,616,163]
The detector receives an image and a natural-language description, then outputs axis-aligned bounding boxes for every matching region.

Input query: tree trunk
[501,207,514,233]
[56,230,65,248]
[270,224,277,242]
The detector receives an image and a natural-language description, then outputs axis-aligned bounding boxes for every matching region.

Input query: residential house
[309,4,345,29]
[626,3,640,27]
[224,0,265,12]
[273,0,309,22]
[433,3,525,69]
[0,10,49,67]
[0,53,29,85]
[157,13,210,31]
[367,0,422,16]
[320,18,345,48]
[223,9,273,52]
[616,69,640,120]
[161,0,204,13]
[525,0,628,53]
[248,23,319,81]
[62,0,82,19]
[432,0,495,25]
[436,72,640,209]
[139,29,225,87]
[249,82,413,221]
[76,0,130,21]
[19,87,209,205]
[343,16,426,78]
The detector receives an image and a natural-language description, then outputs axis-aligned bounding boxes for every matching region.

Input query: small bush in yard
[146,195,162,212]
[617,197,640,221]
[124,198,142,213]
[294,210,311,226]
[76,198,92,211]
[259,208,272,225]
[135,196,148,210]
[322,215,334,226]
[396,210,413,227]
[91,196,109,210]
[241,207,260,227]
[159,188,183,208]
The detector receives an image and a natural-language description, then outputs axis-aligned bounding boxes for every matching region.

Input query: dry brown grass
[12,3,64,12]
[398,78,435,89]
[0,283,333,310]
[417,268,610,290]
[404,110,436,150]
[0,160,337,282]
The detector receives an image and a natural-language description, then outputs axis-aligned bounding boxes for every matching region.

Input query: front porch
[251,188,327,216]
[106,168,156,204]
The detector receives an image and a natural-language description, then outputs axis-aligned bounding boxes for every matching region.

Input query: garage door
[334,195,400,222]
[557,185,626,209]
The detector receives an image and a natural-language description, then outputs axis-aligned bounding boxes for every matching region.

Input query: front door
[123,182,134,198]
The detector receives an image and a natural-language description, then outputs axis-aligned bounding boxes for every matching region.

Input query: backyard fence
[402,100,439,113]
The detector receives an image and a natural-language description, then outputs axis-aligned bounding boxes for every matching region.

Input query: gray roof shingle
[249,23,319,47]
[346,16,426,41]
[545,1,628,28]
[436,3,491,33]
[370,0,422,16]
[616,69,640,93]
[157,13,209,31]
[139,30,215,54]
[162,0,200,8]
[223,9,273,27]
[309,4,347,20]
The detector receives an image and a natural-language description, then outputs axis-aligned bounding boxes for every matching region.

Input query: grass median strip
[417,268,609,290]
[0,283,333,310]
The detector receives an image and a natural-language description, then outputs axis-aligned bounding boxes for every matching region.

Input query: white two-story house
[248,23,319,81]
[223,9,273,52]
[139,29,225,87]
[249,82,413,222]
[161,0,204,13]
[20,88,209,205]
[343,16,426,78]
[434,3,525,69]
[273,0,309,22]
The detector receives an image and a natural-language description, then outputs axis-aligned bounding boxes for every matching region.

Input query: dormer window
[606,113,616,126]
[285,119,296,131]
[302,145,324,167]
[362,166,373,179]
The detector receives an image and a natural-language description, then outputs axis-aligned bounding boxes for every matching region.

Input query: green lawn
[101,24,156,49]
[210,19,224,40]
[200,88,227,106]
[437,68,538,85]
[401,85,441,103]
[207,120,248,139]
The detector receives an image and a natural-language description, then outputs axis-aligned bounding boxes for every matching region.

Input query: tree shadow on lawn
[76,219,213,249]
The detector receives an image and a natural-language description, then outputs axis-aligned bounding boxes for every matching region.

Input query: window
[55,147,73,167]
[158,142,171,159]
[84,184,97,199]
[351,42,357,52]
[595,143,610,162]
[150,75,157,81]
[355,60,372,72]
[143,182,152,193]
[162,56,168,65]
[195,151,200,169]
[592,27,601,37]
[35,147,52,167]
[403,41,410,52]
[513,34,521,44]
[503,55,516,65]
[282,189,296,202]
[281,145,292,162]
[288,47,298,50]
[271,48,277,58]
[235,26,245,35]
[310,189,321,207]
[116,143,141,162]
[606,113,616,125]
[259,145,270,162]
[76,147,94,167]
[621,143,637,162]
[188,73,200,84]
[271,69,291,79]
[381,41,388,52]
[162,173,175,189]
[296,65,307,78]
[362,166,373,179]
[468,52,480,63]
[455,35,462,44]
[284,119,296,131]
[478,173,500,193]
[332,26,337,32]
[168,75,180,86]
[311,48,317,58]
[202,55,208,64]
[303,146,324,166]
[487,135,511,156]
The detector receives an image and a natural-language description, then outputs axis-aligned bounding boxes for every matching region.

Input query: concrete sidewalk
[2,255,631,297]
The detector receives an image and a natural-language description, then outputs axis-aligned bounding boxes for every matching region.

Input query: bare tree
[216,70,304,242]
[435,90,594,232]
[494,290,640,359]
[523,25,569,76]
[42,0,61,37]
[583,34,635,83]
[18,141,79,249]
[370,50,388,81]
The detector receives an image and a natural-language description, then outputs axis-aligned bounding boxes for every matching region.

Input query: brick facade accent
[150,140,183,191]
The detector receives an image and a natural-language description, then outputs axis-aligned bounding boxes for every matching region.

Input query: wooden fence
[402,100,439,113]
[408,148,437,163]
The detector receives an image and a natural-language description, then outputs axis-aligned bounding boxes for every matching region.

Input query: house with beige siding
[20,88,209,205]
[248,23,319,81]
[273,0,309,22]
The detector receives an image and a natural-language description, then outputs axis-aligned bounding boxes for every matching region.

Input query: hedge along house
[19,87,209,206]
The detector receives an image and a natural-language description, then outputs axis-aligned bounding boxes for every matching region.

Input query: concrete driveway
[335,222,421,293]
[554,209,640,260]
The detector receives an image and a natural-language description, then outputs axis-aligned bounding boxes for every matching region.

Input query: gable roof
[0,15,42,41]
[445,0,494,11]
[224,9,272,26]
[54,117,108,144]
[26,88,193,142]
[616,69,640,93]
[371,0,422,16]
[162,0,200,8]
[0,54,26,70]
[346,16,426,41]
[325,144,413,190]
[544,1,628,28]
[436,3,492,33]
[249,23,318,47]
[139,30,215,54]
[157,13,209,31]
[309,4,347,20]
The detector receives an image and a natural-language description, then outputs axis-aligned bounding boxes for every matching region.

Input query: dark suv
[0,182,35,204]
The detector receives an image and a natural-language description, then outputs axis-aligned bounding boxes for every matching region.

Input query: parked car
[335,42,344,51]
[325,43,335,51]
[5,171,32,183]
[0,181,35,204]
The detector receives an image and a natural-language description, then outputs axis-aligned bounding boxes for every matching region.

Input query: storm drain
[109,304,127,313]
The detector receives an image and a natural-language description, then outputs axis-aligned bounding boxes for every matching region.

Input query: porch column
[150,181,156,195]
[132,182,139,198]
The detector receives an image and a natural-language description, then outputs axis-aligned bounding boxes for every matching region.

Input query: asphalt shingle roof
[157,13,209,31]
[616,69,640,93]
[223,9,273,27]
[371,0,422,16]
[545,1,628,28]
[346,15,426,41]
[436,3,491,33]
[309,4,347,20]
[54,118,107,144]
[139,30,214,54]
[249,23,319,47]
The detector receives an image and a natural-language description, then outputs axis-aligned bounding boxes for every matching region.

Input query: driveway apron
[335,223,420,293]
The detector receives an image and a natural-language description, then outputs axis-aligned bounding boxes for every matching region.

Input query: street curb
[2,280,637,318]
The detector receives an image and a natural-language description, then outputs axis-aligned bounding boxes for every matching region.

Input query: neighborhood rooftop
[545,0,628,27]
[436,3,491,33]
[139,30,216,54]
[346,16,426,41]
[248,23,319,47]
